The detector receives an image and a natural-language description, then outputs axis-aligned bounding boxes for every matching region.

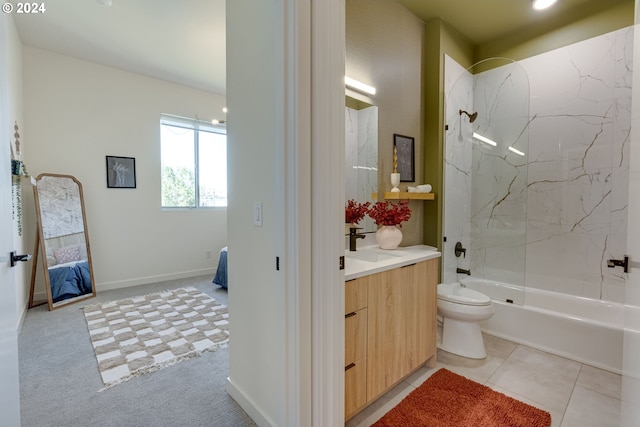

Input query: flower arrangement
[367,200,412,227]
[345,199,371,224]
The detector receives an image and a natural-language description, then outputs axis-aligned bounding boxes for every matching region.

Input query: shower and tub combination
[441,27,632,375]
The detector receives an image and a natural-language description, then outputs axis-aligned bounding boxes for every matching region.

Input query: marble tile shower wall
[444,27,633,303]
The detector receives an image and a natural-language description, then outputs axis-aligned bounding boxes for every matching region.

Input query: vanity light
[211,119,226,125]
[472,132,497,147]
[508,146,526,156]
[345,76,376,96]
[533,0,557,10]
[222,107,228,113]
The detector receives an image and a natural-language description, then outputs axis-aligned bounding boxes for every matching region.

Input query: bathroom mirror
[31,173,96,310]
[345,95,378,233]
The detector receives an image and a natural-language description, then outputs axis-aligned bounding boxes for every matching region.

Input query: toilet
[437,282,495,359]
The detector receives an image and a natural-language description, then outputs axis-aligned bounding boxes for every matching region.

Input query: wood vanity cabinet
[345,276,368,419]
[345,257,438,420]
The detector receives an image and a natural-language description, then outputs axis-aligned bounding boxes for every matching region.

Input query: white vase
[390,173,400,192]
[375,225,403,250]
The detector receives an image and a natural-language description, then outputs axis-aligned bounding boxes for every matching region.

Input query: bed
[212,246,228,289]
[48,260,93,303]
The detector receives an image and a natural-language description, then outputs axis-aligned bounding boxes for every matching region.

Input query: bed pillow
[54,245,81,265]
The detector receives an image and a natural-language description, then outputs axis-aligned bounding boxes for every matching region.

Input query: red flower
[345,199,371,224]
[367,200,411,227]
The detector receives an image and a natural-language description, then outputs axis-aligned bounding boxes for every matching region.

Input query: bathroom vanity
[344,245,441,420]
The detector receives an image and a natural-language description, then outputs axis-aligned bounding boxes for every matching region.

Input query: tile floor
[346,334,621,427]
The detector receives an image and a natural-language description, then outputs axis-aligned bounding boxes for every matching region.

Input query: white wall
[226,0,346,424]
[225,0,290,422]
[22,47,228,301]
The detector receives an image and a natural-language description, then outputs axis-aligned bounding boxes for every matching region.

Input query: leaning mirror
[32,173,96,310]
[345,95,378,233]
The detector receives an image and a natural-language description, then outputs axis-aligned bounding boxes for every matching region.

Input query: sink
[345,249,402,263]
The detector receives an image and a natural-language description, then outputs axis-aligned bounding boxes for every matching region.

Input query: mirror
[31,173,96,310]
[345,95,378,233]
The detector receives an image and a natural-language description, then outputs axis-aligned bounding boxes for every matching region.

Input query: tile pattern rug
[83,287,229,390]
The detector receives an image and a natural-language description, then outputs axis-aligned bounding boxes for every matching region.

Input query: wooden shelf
[371,191,435,200]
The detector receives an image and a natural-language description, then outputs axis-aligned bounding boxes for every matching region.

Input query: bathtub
[460,277,624,374]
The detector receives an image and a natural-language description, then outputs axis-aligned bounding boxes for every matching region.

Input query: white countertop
[344,244,441,280]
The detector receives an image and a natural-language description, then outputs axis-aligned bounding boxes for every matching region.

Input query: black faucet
[456,267,471,275]
[349,227,366,251]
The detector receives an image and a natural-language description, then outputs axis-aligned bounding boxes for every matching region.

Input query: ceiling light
[222,107,228,113]
[533,0,557,10]
[508,146,525,156]
[345,76,376,96]
[97,0,112,6]
[473,132,497,147]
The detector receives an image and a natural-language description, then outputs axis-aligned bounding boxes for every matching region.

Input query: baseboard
[226,377,275,427]
[97,268,216,292]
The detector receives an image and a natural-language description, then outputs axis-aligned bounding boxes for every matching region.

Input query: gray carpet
[19,276,256,427]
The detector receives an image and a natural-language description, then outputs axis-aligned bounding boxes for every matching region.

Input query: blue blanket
[212,247,228,289]
[48,261,92,303]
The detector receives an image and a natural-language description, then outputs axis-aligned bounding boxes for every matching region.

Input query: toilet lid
[437,283,491,306]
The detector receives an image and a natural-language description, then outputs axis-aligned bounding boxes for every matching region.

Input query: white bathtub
[460,277,624,374]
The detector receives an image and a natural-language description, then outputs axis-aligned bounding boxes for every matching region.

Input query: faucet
[349,227,366,251]
[456,267,471,275]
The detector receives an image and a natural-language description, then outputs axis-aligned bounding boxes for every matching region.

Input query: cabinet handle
[401,263,417,268]
[345,362,356,371]
[345,311,357,319]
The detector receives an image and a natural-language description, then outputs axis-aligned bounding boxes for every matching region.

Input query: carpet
[83,287,229,390]
[372,368,552,427]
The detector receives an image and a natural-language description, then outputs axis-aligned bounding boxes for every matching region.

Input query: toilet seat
[437,283,491,306]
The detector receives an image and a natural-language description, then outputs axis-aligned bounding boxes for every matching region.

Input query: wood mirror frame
[29,173,96,310]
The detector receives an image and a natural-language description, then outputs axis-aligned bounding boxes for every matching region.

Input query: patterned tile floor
[346,334,621,427]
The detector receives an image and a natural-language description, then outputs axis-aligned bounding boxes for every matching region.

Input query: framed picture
[106,156,136,188]
[393,134,415,182]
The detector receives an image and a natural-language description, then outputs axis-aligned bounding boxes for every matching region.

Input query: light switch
[253,202,263,226]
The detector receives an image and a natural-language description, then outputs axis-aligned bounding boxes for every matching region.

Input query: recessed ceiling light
[533,0,557,10]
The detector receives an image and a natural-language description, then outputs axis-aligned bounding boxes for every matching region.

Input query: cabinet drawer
[345,356,367,420]
[345,276,368,314]
[345,308,367,364]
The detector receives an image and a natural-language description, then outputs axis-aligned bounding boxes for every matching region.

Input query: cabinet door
[345,308,367,365]
[366,267,406,401]
[366,258,439,401]
[345,356,367,419]
[405,259,438,373]
[345,276,368,314]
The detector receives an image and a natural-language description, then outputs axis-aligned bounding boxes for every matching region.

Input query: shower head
[459,109,478,123]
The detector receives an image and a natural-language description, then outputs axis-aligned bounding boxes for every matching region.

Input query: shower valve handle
[454,242,466,258]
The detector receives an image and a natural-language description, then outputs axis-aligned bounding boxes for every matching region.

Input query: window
[160,114,227,208]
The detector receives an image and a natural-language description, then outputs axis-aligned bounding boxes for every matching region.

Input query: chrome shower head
[459,109,478,123]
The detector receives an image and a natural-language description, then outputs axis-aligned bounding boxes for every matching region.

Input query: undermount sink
[345,249,402,263]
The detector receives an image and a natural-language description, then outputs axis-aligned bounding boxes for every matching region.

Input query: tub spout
[456,268,471,275]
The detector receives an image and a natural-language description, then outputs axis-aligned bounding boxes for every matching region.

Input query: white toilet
[437,282,495,359]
